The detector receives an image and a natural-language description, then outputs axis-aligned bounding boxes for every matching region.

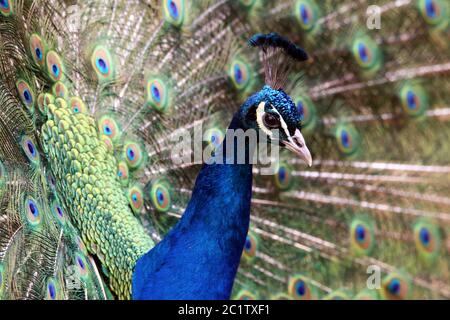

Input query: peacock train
[0,0,449,300]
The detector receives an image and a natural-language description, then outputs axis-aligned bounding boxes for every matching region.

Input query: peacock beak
[282,129,312,167]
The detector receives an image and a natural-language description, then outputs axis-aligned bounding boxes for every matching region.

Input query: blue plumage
[131,31,312,298]
[132,115,253,300]
[243,86,303,127]
[132,79,310,299]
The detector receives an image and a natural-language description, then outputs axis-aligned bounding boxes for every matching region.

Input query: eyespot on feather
[29,33,46,66]
[149,179,172,213]
[16,79,35,112]
[91,45,115,82]
[229,58,251,91]
[163,0,185,27]
[295,0,321,32]
[45,278,61,300]
[52,82,69,100]
[350,218,375,256]
[399,82,429,118]
[21,135,40,165]
[69,97,88,114]
[294,94,317,133]
[51,200,66,226]
[351,34,382,75]
[123,141,146,170]
[0,0,13,16]
[117,161,130,186]
[413,219,441,262]
[146,77,170,113]
[128,184,144,214]
[97,115,122,143]
[335,123,361,156]
[242,231,258,262]
[75,252,89,279]
[46,50,65,82]
[23,195,42,227]
[274,163,294,191]
[381,272,412,300]
[418,0,447,26]
[288,275,317,300]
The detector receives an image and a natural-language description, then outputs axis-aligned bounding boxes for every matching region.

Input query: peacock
[0,0,449,301]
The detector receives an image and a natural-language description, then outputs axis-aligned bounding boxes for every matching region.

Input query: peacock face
[241,85,312,166]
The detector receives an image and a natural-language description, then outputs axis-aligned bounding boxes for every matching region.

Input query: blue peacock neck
[177,111,254,239]
[173,112,254,294]
[132,112,255,299]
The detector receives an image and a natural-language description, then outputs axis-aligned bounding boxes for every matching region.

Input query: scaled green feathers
[40,97,154,299]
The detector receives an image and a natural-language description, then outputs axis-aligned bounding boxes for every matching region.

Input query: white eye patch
[256,102,292,141]
[256,102,272,137]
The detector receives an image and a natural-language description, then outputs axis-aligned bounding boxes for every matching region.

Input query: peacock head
[238,33,312,166]
[239,85,312,166]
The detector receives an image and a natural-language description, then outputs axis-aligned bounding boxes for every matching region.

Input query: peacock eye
[263,113,280,129]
